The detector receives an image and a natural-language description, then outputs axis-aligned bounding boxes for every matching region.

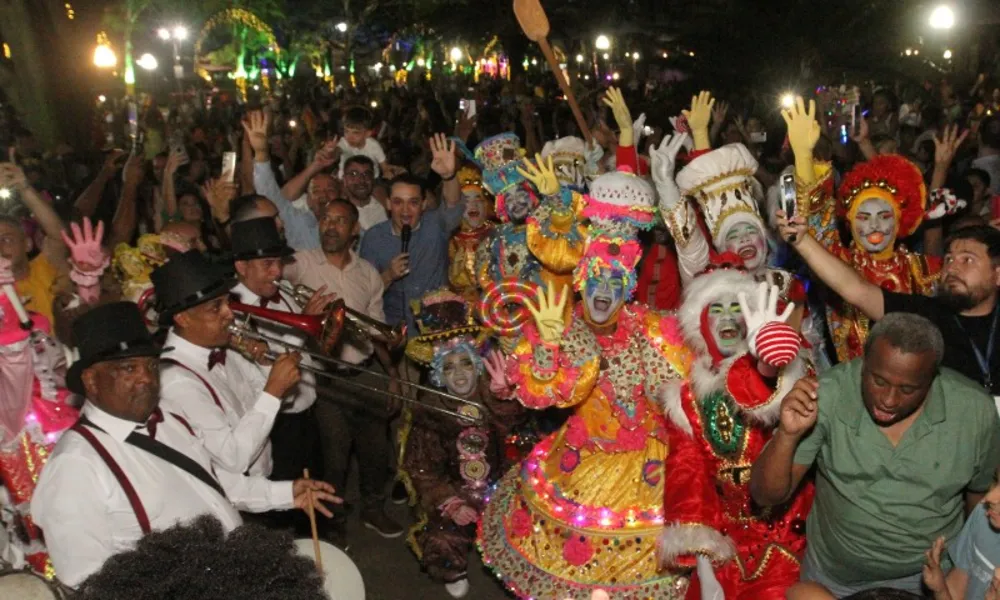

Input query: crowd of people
[2,58,1000,600]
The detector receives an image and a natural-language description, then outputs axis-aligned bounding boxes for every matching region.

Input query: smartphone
[466,99,477,118]
[749,131,767,143]
[127,101,139,151]
[642,125,654,137]
[840,124,849,145]
[221,151,237,183]
[780,173,796,218]
[459,98,467,113]
[851,103,862,137]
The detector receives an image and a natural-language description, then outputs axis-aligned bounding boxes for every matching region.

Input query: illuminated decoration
[595,34,610,50]
[65,1,75,20]
[929,5,955,29]
[136,53,158,71]
[2,43,10,59]
[336,22,348,33]
[417,57,425,67]
[450,46,463,62]
[157,27,170,41]
[94,33,117,68]
[943,49,953,59]
[194,7,279,98]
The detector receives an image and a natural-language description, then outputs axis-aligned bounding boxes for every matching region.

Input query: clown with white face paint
[477,166,693,599]
[402,290,526,599]
[780,98,942,362]
[657,253,815,600]
[448,165,494,303]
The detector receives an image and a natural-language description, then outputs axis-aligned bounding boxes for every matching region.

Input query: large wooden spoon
[513,0,593,144]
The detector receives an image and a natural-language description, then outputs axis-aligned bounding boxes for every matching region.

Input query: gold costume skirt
[478,427,688,599]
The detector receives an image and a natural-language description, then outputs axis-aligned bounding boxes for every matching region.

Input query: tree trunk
[0,0,97,149]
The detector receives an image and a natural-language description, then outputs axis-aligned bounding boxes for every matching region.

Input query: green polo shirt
[793,359,1000,585]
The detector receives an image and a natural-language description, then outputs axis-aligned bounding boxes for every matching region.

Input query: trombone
[226,316,485,424]
[274,280,406,344]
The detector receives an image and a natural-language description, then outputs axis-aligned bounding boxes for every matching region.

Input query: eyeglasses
[345,170,374,180]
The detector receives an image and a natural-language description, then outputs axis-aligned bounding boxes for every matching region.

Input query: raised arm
[683,91,716,152]
[281,138,340,202]
[75,149,125,217]
[108,152,146,248]
[1,161,67,265]
[782,97,821,188]
[777,211,885,320]
[749,377,820,507]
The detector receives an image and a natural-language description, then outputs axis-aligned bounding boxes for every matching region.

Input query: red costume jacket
[659,354,814,600]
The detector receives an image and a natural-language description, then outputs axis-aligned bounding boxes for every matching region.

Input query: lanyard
[953,304,1000,390]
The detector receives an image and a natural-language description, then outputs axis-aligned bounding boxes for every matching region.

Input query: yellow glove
[682,91,715,150]
[601,87,634,147]
[780,97,821,183]
[517,154,560,197]
[524,281,568,344]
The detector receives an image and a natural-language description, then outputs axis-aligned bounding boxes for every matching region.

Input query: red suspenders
[70,423,152,535]
[161,358,226,413]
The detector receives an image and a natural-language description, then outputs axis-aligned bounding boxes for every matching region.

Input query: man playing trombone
[152,250,303,478]
[228,217,339,536]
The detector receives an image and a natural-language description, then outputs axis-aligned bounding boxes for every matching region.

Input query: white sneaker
[444,578,469,598]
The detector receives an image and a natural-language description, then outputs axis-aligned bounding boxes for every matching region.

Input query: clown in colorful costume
[657,255,814,600]
[0,277,78,578]
[448,164,495,304]
[401,289,525,598]
[477,176,692,600]
[783,99,940,362]
[468,134,586,345]
[540,136,603,193]
[654,92,829,370]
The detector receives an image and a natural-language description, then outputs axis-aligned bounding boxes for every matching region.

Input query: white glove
[925,187,966,221]
[696,555,725,600]
[736,282,794,357]
[650,133,689,213]
[632,113,648,147]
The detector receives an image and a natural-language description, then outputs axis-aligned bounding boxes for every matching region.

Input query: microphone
[401,225,412,253]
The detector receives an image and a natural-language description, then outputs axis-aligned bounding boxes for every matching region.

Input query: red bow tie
[142,408,164,439]
[208,348,227,370]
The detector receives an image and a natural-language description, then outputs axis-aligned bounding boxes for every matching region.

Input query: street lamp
[173,26,188,41]
[417,57,425,67]
[602,52,609,60]
[137,53,158,71]
[943,49,953,59]
[929,5,955,29]
[595,35,610,50]
[633,52,640,60]
[450,47,463,62]
[94,44,117,68]
[336,22,348,33]
[157,28,171,41]
[575,54,584,63]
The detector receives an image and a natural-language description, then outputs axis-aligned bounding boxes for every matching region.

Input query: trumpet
[226,318,484,424]
[274,280,406,344]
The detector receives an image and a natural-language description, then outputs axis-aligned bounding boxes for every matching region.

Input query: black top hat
[230,217,294,261]
[151,250,236,326]
[67,302,168,395]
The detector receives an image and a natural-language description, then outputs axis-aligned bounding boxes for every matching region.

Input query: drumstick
[303,469,323,575]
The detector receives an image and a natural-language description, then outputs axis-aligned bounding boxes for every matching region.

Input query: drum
[0,567,65,600]
[293,538,365,600]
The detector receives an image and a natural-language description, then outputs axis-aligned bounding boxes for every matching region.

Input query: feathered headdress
[837,154,927,238]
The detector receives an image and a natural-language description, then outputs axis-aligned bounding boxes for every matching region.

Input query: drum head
[293,538,365,600]
[0,570,61,600]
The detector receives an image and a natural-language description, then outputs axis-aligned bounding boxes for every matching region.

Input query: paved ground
[340,496,513,600]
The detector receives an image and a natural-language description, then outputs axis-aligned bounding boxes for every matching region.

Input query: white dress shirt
[159,331,279,476]
[231,282,317,413]
[31,403,293,587]
[284,250,385,366]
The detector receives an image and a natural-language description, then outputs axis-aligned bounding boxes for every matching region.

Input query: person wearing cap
[30,302,338,588]
[154,250,303,477]
[229,218,332,493]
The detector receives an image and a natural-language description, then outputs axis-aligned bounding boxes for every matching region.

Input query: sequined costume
[798,158,941,362]
[0,290,78,578]
[667,143,828,370]
[657,258,814,600]
[478,169,692,600]
[449,165,495,303]
[466,134,586,346]
[402,291,526,588]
